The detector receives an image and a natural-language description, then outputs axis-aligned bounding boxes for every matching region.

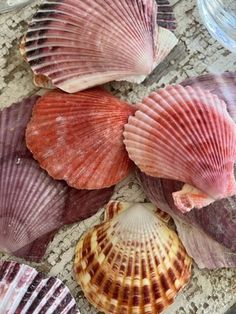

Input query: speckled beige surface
[0,0,236,313]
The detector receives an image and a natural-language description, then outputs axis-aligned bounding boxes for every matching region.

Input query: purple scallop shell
[136,169,236,268]
[0,97,114,262]
[175,218,236,269]
[0,260,80,313]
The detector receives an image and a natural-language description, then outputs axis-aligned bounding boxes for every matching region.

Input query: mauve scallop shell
[0,97,114,261]
[124,85,236,212]
[21,0,177,92]
[74,201,192,314]
[0,260,79,313]
[26,88,135,190]
[174,218,236,269]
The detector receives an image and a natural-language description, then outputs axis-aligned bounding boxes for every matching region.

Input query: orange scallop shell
[26,88,135,189]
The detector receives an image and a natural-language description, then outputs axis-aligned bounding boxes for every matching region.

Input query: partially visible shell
[26,88,135,190]
[21,0,177,92]
[156,0,176,30]
[0,260,79,313]
[175,218,236,269]
[74,201,192,314]
[0,97,114,262]
[124,85,236,212]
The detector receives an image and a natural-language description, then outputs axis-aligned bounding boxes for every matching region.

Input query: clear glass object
[198,0,236,53]
[0,0,35,13]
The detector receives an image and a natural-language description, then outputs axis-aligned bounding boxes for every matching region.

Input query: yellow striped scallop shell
[74,201,192,314]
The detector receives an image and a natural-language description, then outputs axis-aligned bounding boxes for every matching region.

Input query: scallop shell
[181,72,236,122]
[26,88,135,190]
[124,85,236,212]
[21,0,178,93]
[0,260,79,313]
[0,97,114,261]
[74,201,192,314]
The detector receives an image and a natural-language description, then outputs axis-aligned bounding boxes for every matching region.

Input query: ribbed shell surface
[21,0,177,92]
[26,88,135,189]
[124,85,236,203]
[181,72,236,122]
[74,201,192,314]
[0,260,79,313]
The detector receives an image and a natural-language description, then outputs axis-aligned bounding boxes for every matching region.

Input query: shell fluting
[74,201,192,314]
[26,88,135,190]
[21,0,177,92]
[124,85,236,212]
[181,72,236,122]
[0,260,79,313]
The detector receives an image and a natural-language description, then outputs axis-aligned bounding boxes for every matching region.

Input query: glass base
[198,0,236,53]
[0,0,35,13]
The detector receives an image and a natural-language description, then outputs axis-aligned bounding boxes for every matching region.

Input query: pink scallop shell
[124,85,236,212]
[0,260,79,313]
[21,0,177,92]
[0,97,114,261]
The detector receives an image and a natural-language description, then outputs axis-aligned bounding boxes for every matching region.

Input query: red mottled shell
[124,85,236,212]
[74,201,192,314]
[21,0,177,92]
[26,88,135,190]
[0,97,114,262]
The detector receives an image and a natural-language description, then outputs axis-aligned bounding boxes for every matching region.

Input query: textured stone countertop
[0,0,236,313]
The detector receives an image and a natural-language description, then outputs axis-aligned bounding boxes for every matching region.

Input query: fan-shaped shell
[0,97,114,261]
[21,0,178,93]
[124,85,236,212]
[0,260,79,313]
[26,88,135,190]
[74,201,192,314]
